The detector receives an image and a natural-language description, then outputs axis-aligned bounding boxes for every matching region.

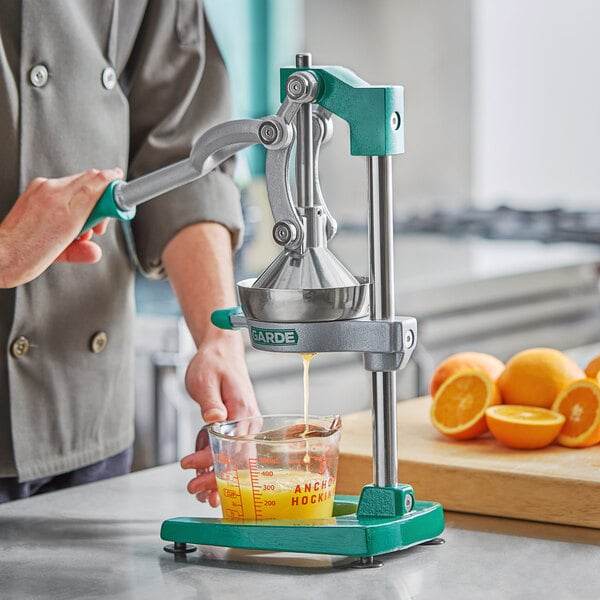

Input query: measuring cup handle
[195,424,211,452]
[80,179,136,235]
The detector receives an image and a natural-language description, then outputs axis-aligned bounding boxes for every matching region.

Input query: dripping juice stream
[301,352,317,467]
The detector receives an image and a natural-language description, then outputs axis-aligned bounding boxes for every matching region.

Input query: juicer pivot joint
[272,220,297,245]
[285,71,319,102]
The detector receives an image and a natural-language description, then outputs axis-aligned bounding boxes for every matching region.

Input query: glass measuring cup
[208,414,342,521]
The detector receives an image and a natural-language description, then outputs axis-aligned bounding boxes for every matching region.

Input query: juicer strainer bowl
[237,277,370,323]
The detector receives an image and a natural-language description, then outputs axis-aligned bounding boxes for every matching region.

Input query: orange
[485,405,565,449]
[429,351,504,397]
[551,378,600,448]
[497,347,584,409]
[584,355,600,383]
[430,370,501,440]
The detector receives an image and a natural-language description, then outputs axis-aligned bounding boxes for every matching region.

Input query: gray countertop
[1,463,599,600]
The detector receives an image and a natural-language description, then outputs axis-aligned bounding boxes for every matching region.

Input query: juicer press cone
[238,246,370,323]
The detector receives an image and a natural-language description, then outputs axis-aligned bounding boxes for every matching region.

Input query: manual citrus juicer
[84,53,444,565]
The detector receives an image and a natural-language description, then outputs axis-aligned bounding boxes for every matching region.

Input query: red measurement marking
[248,458,264,520]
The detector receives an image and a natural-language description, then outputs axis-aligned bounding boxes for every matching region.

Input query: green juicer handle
[211,307,245,330]
[80,179,136,235]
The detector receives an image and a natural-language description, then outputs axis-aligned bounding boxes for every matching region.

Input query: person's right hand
[0,168,123,288]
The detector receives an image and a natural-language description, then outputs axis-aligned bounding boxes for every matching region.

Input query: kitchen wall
[472,0,600,209]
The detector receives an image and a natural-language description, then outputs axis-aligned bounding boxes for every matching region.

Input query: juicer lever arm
[262,102,337,251]
[117,119,268,211]
[260,97,310,252]
[80,116,296,233]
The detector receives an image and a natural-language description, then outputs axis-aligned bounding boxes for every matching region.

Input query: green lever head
[80,179,136,235]
[280,65,404,156]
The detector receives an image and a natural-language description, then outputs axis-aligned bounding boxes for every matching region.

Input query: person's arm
[162,221,259,506]
[0,168,121,288]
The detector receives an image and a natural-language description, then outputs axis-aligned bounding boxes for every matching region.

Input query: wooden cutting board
[337,397,600,528]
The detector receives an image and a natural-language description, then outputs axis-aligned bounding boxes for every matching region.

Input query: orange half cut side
[485,405,565,449]
[430,370,501,440]
[552,378,600,448]
[584,355,600,384]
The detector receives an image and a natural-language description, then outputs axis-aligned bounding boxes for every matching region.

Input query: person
[0,1,258,503]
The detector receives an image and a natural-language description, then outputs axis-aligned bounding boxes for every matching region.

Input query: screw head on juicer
[258,121,280,146]
[390,111,402,131]
[285,72,319,103]
[404,329,415,350]
[272,220,297,245]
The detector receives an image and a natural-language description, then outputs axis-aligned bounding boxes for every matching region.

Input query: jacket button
[29,64,49,88]
[90,331,108,353]
[11,336,30,358]
[101,67,116,90]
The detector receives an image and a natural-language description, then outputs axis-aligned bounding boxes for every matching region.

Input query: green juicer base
[160,485,444,558]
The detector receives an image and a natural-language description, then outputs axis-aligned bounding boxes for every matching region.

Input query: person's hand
[55,217,109,264]
[180,330,259,507]
[0,168,123,288]
[161,221,260,507]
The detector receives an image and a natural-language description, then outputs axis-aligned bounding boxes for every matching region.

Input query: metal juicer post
[368,156,398,488]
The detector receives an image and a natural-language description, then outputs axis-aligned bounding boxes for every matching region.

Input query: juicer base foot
[163,542,197,555]
[350,556,384,569]
[421,537,446,546]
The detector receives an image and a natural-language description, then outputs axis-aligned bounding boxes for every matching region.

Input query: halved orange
[430,370,501,440]
[485,405,565,449]
[551,378,600,448]
[584,355,600,383]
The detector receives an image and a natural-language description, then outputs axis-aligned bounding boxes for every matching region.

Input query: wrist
[199,325,245,348]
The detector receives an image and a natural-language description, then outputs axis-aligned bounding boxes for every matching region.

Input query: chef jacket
[0,0,244,481]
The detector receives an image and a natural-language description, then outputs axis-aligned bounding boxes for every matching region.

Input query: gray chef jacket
[0,0,244,481]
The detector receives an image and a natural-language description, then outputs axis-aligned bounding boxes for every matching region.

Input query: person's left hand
[179,330,259,507]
